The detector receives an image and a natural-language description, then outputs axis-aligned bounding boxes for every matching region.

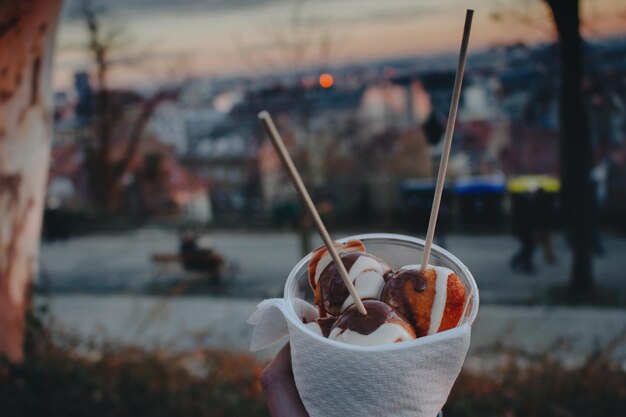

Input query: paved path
[39,295,626,365]
[39,228,626,303]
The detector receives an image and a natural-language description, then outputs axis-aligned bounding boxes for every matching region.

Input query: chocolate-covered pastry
[314,251,392,316]
[328,300,416,346]
[308,240,366,290]
[381,265,465,338]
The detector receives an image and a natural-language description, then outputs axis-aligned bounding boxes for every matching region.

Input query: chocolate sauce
[316,317,336,338]
[332,300,404,336]
[380,268,427,325]
[318,251,364,314]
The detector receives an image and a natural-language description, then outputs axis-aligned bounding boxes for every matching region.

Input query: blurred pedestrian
[535,188,557,264]
[510,192,537,274]
[591,160,608,256]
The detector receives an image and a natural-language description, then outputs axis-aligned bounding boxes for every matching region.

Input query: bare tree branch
[111,89,179,188]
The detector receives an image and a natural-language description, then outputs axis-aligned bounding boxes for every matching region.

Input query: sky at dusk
[52,0,626,90]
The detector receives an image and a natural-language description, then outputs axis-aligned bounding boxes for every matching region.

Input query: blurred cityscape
[30,2,626,367]
[3,1,625,416]
[40,0,626,299]
[49,37,626,232]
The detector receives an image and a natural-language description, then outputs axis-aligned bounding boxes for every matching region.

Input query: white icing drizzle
[397,264,453,335]
[314,253,333,285]
[328,323,414,346]
[350,255,385,276]
[341,271,385,312]
[313,244,363,285]
[427,266,453,335]
[340,256,388,312]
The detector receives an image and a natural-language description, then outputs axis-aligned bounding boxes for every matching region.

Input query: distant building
[48,143,87,209]
[181,132,260,221]
[184,108,228,154]
[459,77,501,122]
[104,137,212,222]
[148,101,188,155]
[49,122,212,223]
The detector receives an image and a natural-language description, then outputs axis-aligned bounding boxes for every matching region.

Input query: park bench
[150,251,238,285]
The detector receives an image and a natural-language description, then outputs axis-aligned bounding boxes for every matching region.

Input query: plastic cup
[280,233,479,417]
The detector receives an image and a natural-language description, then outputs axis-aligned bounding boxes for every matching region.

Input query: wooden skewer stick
[258,111,368,315]
[421,9,474,271]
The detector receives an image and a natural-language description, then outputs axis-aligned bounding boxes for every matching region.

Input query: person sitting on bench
[179,230,223,283]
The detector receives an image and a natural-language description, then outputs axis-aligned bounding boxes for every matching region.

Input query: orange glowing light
[319,73,334,88]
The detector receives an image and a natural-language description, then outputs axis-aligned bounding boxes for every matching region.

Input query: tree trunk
[0,0,62,362]
[546,0,594,297]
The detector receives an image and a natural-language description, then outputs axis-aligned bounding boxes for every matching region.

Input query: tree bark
[0,0,62,362]
[545,0,594,297]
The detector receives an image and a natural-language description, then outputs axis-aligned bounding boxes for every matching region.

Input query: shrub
[1,310,624,417]
[1,321,269,417]
[446,344,626,417]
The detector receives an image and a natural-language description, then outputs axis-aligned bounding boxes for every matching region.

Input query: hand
[260,343,309,417]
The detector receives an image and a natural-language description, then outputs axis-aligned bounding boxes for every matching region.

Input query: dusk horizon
[53,0,626,90]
